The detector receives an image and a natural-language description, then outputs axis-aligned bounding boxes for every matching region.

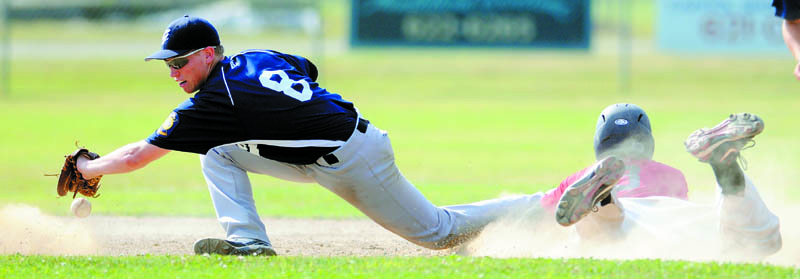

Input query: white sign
[657,0,786,53]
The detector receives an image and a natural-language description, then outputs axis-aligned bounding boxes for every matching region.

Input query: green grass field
[3,50,798,217]
[1,254,798,279]
[2,0,800,277]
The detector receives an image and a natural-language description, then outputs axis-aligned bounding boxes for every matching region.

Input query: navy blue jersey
[774,0,800,20]
[146,50,358,164]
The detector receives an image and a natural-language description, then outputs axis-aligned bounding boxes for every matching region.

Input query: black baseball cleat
[193,238,277,256]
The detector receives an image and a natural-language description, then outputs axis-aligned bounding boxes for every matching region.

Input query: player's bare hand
[794,63,800,81]
[75,156,97,179]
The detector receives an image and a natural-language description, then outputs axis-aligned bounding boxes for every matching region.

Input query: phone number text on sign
[351,0,589,48]
[401,13,536,44]
[700,14,783,45]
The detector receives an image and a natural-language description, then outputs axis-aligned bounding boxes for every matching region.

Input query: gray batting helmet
[593,103,654,160]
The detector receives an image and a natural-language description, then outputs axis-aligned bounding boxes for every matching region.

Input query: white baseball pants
[199,120,543,249]
[577,176,781,259]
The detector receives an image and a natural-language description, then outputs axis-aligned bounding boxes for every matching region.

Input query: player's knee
[200,148,234,171]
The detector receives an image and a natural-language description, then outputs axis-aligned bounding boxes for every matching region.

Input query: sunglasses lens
[166,58,189,70]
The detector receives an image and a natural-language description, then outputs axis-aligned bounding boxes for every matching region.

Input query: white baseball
[70,198,92,218]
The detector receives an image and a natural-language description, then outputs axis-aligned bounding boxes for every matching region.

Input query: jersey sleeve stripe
[221,67,235,106]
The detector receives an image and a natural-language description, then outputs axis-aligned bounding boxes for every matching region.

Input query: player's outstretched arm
[782,19,800,80]
[76,140,169,179]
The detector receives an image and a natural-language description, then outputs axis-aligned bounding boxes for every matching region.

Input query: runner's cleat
[555,156,625,227]
[684,113,763,164]
[193,238,277,256]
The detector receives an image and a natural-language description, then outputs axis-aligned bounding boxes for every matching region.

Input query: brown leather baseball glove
[57,148,102,198]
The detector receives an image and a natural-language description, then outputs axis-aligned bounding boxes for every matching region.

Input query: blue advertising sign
[657,0,786,53]
[351,0,590,48]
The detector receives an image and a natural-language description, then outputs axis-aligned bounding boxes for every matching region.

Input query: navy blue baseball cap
[145,15,220,61]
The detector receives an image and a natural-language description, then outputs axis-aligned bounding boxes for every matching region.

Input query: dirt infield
[0,205,446,257]
[85,216,449,257]
[0,204,798,268]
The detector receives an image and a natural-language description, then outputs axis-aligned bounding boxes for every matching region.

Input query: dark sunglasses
[165,47,207,70]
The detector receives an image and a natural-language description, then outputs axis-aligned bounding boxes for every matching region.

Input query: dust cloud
[459,160,800,268]
[460,201,799,267]
[458,132,800,267]
[0,204,98,255]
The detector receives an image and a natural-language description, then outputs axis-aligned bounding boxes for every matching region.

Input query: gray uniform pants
[199,121,542,249]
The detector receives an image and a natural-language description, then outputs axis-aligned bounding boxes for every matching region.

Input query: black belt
[356,118,369,133]
[321,118,369,165]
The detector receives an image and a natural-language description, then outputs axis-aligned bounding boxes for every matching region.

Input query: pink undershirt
[541,159,689,209]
